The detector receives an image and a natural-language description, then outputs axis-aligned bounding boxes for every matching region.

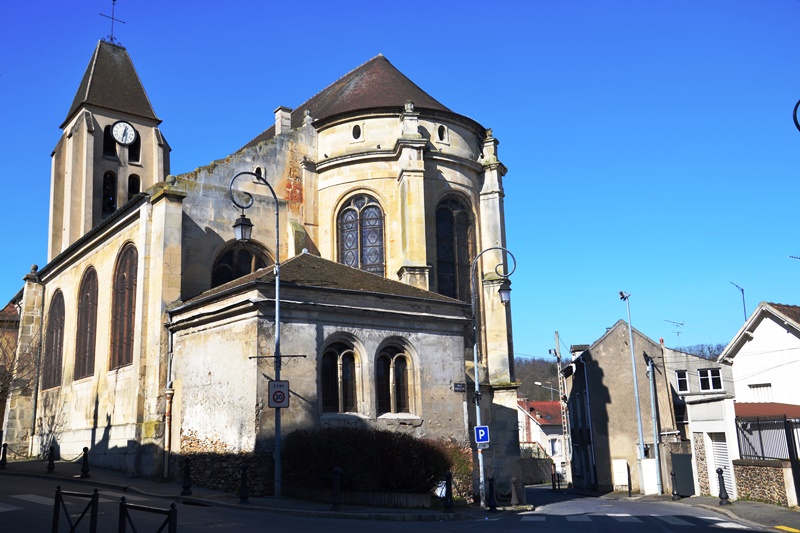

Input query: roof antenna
[100,0,126,44]
[664,320,684,337]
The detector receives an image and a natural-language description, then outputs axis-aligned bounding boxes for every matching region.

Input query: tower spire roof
[62,40,159,128]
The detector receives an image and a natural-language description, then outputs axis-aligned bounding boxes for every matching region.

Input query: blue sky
[1,1,799,361]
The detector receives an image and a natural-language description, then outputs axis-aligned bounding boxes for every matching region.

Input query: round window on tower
[352,124,362,140]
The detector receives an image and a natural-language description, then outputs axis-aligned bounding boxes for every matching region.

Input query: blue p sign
[475,425,490,443]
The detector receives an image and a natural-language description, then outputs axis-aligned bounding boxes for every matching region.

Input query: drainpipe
[647,355,663,494]
[582,357,596,487]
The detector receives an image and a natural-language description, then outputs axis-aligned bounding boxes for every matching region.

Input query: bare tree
[673,343,726,360]
[515,357,560,401]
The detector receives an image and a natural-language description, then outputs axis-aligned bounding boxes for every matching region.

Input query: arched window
[42,291,65,390]
[128,133,141,163]
[338,194,384,276]
[376,346,411,414]
[128,174,140,201]
[435,197,472,301]
[321,342,358,413]
[74,268,98,379]
[211,244,270,288]
[110,244,137,369]
[103,126,116,157]
[102,171,117,217]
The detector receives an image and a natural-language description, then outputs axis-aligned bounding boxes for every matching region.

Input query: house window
[748,383,773,402]
[102,171,117,217]
[211,244,270,288]
[321,342,358,413]
[698,368,723,392]
[42,291,65,390]
[338,194,384,276]
[376,347,411,414]
[74,268,98,379]
[110,244,137,369]
[435,197,472,300]
[676,370,689,393]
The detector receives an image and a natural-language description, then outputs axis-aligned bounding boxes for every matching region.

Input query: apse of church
[4,40,520,498]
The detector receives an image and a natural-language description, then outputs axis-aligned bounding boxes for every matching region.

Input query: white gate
[710,432,734,497]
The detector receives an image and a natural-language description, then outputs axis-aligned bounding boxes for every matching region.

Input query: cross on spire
[100,0,126,44]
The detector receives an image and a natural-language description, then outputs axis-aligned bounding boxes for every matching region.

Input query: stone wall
[733,459,790,506]
[519,457,553,485]
[693,432,710,495]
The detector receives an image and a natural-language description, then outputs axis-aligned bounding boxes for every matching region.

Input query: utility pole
[554,331,571,485]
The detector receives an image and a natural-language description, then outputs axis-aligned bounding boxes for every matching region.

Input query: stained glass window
[75,268,98,379]
[212,245,270,288]
[321,343,358,413]
[110,244,137,369]
[338,195,384,276]
[42,291,65,390]
[436,197,472,300]
[376,347,411,414]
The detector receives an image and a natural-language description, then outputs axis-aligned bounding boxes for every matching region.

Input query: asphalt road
[0,477,767,532]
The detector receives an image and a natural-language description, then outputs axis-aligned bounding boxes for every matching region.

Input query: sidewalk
[0,458,484,522]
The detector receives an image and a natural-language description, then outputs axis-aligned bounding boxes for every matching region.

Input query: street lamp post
[534,381,557,401]
[229,171,283,497]
[619,291,646,493]
[470,246,516,508]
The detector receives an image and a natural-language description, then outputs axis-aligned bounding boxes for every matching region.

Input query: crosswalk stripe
[565,515,592,521]
[0,503,24,513]
[608,513,643,522]
[99,490,149,502]
[653,514,694,526]
[521,515,546,521]
[10,494,61,505]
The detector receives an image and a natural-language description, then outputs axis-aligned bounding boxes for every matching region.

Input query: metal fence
[735,416,800,461]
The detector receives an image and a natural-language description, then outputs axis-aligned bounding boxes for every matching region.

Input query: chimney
[275,106,293,135]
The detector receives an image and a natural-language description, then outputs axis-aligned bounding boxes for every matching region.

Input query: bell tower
[48,40,170,260]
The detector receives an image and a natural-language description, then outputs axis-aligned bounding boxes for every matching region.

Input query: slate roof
[62,40,159,128]
[182,252,464,307]
[240,55,451,150]
[735,402,800,419]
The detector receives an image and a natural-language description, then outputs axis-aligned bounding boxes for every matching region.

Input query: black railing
[51,486,99,533]
[118,497,177,533]
[736,416,800,460]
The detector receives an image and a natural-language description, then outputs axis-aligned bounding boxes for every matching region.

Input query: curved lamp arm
[794,99,800,134]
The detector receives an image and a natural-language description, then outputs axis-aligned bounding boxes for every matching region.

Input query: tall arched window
[211,244,270,288]
[42,291,65,390]
[110,244,137,369]
[321,342,358,413]
[128,174,140,202]
[102,126,116,157]
[338,194,384,276]
[376,346,411,414]
[128,133,141,163]
[74,268,98,379]
[435,197,472,301]
[102,171,117,217]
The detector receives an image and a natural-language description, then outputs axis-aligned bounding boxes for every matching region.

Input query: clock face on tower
[112,121,137,145]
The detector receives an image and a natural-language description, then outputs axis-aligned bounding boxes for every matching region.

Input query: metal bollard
[47,446,55,473]
[331,466,342,511]
[671,471,680,500]
[487,477,498,512]
[443,471,453,513]
[716,467,730,505]
[239,464,249,503]
[0,443,7,468]
[181,458,192,496]
[80,447,90,478]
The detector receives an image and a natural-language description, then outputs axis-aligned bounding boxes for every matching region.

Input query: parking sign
[474,425,490,444]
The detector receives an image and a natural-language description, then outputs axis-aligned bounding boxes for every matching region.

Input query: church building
[3,39,520,497]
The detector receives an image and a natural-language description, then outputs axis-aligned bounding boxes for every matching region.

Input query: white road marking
[99,490,149,502]
[0,503,24,513]
[10,494,61,505]
[521,515,547,521]
[653,514,694,526]
[565,515,592,521]
[608,513,643,522]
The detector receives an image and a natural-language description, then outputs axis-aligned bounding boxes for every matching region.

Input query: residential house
[518,399,566,475]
